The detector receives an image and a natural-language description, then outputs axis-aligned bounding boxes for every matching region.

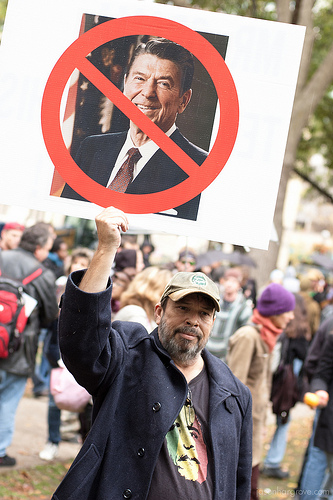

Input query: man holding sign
[61,37,208,220]
[52,206,252,499]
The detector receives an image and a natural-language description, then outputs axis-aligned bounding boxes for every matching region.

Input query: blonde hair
[119,266,173,322]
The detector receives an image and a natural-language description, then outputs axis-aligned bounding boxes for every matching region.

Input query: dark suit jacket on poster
[61,128,208,221]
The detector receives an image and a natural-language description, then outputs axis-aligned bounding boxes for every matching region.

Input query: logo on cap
[191,275,207,287]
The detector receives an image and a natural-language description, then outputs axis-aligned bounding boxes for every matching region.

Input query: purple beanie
[257,283,295,316]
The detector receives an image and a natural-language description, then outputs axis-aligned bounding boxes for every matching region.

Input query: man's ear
[154,303,163,325]
[178,89,192,114]
[33,245,42,261]
[208,313,216,337]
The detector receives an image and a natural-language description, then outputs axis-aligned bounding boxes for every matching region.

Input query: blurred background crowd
[1,218,333,499]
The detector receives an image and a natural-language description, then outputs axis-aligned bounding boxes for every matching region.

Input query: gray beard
[158,319,205,365]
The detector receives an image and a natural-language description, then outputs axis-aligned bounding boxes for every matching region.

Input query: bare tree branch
[294,167,333,203]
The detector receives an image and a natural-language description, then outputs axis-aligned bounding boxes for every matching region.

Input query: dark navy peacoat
[52,270,252,500]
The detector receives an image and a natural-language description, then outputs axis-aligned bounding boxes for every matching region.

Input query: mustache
[174,326,202,338]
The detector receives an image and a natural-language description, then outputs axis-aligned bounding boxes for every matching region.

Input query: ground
[259,408,313,499]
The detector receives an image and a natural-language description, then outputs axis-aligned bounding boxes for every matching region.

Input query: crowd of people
[1,212,333,499]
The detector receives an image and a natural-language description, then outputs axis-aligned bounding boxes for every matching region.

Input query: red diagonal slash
[78,56,200,176]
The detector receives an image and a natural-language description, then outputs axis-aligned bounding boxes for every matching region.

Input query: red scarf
[251,309,283,353]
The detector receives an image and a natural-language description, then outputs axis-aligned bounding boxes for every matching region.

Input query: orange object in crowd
[303,392,320,408]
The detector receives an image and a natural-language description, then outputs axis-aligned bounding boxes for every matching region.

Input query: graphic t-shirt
[147,366,213,499]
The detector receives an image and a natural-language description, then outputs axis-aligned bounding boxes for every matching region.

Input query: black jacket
[304,316,333,381]
[0,248,59,376]
[311,331,333,453]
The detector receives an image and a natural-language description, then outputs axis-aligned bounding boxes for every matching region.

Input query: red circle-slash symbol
[41,15,239,213]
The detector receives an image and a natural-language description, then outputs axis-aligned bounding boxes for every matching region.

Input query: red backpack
[0,267,43,358]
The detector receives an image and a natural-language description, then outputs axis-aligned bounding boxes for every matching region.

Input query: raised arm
[79,206,129,293]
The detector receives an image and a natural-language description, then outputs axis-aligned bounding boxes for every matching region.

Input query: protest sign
[0,0,305,248]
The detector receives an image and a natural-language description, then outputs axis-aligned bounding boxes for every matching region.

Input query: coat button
[137,448,145,457]
[122,489,132,499]
[152,402,161,412]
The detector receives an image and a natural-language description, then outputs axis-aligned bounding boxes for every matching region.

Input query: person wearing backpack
[0,223,59,467]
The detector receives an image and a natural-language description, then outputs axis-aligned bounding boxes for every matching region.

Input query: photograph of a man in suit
[61,37,208,221]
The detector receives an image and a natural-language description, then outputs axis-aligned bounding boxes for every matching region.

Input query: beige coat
[227,324,271,467]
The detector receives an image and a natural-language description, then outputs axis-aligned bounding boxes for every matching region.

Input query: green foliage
[310,2,333,77]
[297,2,333,193]
[0,0,8,36]
[156,0,277,20]
[297,87,333,197]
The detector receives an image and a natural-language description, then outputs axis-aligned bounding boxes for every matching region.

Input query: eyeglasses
[113,281,126,288]
[181,260,196,266]
[113,275,128,287]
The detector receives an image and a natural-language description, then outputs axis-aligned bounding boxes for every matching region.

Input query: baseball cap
[160,272,220,312]
[2,222,25,231]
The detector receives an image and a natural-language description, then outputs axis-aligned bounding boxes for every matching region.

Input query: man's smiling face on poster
[124,53,192,133]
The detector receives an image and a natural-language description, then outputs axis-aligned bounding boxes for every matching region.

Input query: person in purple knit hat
[227,283,296,500]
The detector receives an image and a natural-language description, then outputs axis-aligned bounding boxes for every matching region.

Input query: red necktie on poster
[107,147,142,192]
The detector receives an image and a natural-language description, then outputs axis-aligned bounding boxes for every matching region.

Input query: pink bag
[50,366,91,413]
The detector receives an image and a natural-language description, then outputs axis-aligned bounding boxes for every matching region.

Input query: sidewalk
[0,392,81,472]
